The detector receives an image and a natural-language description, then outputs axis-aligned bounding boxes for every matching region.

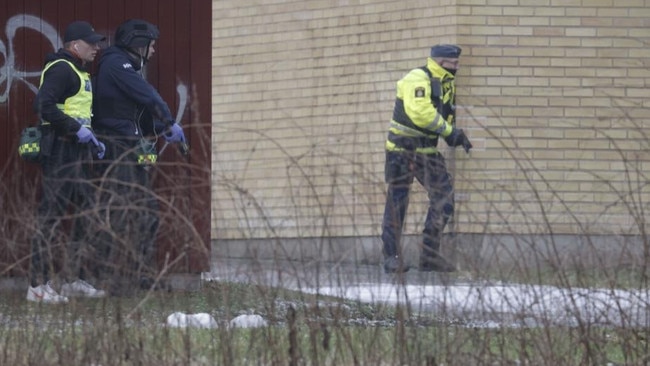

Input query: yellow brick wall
[212,0,650,240]
[455,0,650,237]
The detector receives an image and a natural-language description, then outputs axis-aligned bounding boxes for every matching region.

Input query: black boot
[384,256,410,274]
[139,276,171,292]
[419,252,456,272]
[108,275,138,297]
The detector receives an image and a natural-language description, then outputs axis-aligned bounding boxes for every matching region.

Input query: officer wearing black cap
[28,21,107,303]
[381,44,472,274]
[64,20,106,45]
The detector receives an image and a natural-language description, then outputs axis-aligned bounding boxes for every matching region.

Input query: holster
[136,138,158,165]
[385,151,415,185]
[39,125,55,158]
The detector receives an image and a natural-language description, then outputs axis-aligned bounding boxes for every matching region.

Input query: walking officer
[28,20,107,303]
[92,19,186,294]
[381,44,472,274]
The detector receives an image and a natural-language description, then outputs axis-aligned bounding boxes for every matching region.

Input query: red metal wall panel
[0,0,212,276]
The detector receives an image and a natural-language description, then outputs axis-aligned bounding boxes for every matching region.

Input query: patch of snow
[166,312,218,329]
[229,314,268,328]
[305,282,650,327]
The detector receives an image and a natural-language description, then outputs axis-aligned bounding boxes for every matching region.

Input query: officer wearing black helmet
[381,44,472,274]
[92,19,185,294]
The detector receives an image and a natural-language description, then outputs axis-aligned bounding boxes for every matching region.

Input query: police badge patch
[414,87,425,98]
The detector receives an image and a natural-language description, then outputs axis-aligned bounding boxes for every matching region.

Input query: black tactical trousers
[30,133,97,287]
[381,151,454,260]
[93,136,160,289]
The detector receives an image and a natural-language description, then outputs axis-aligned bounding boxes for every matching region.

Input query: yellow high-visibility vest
[386,58,456,153]
[39,59,93,127]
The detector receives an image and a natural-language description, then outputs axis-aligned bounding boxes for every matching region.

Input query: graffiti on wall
[0,14,188,121]
[0,15,59,102]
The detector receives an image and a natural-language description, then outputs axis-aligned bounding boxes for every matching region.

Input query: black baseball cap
[64,21,106,44]
[430,44,462,58]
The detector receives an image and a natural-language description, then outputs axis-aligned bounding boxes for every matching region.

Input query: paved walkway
[205,257,650,328]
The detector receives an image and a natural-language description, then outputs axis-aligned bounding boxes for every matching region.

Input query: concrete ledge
[212,234,648,271]
[0,277,28,292]
[0,274,201,292]
[164,273,202,291]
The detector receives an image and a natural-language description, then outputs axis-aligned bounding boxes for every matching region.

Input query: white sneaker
[60,279,107,298]
[26,282,69,304]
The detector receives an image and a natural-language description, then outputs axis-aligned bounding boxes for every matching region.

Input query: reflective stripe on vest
[39,59,93,127]
[385,61,456,154]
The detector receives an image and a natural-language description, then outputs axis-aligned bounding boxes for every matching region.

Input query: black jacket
[92,45,171,138]
[33,49,88,136]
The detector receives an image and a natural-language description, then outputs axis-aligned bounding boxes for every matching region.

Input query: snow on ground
[304,281,650,327]
[166,312,268,329]
[206,260,650,328]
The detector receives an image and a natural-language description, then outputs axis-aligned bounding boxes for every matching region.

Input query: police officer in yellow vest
[27,21,107,303]
[381,44,472,274]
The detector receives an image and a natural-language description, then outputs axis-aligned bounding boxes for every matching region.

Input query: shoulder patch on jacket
[414,87,426,98]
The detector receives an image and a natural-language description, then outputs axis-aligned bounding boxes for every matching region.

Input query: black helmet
[115,19,159,48]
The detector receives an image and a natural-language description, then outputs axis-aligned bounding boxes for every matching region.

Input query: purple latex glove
[164,123,186,143]
[76,126,99,146]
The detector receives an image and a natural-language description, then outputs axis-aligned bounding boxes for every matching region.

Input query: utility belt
[95,128,158,166]
[387,131,439,151]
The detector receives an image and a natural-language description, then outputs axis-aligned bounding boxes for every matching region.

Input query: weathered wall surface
[212,0,649,263]
[1,0,212,276]
[212,0,459,240]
